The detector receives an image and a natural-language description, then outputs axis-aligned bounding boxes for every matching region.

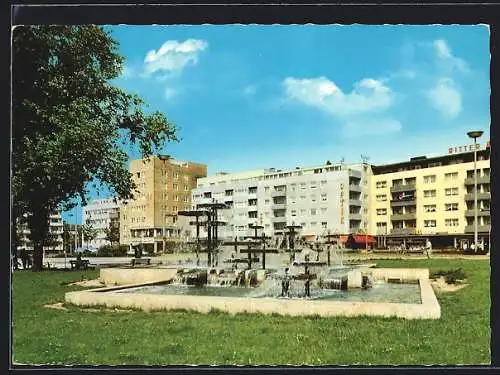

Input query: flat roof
[371,148,490,175]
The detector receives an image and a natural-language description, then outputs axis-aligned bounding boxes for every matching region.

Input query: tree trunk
[12,219,19,270]
[27,208,50,272]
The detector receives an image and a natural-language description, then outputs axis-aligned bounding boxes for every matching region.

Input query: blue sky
[62,24,490,224]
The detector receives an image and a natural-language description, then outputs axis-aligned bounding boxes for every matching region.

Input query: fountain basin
[66,267,440,319]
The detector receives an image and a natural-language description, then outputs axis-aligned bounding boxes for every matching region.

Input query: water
[116,281,421,304]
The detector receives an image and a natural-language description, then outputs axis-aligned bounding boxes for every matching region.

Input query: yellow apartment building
[119,155,207,253]
[369,146,490,250]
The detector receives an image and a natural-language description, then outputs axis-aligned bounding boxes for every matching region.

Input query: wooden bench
[70,259,93,270]
[131,258,151,267]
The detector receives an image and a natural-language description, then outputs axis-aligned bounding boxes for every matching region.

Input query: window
[376,181,387,188]
[424,190,436,198]
[445,203,459,211]
[184,185,189,191]
[320,207,327,214]
[174,172,179,180]
[424,220,436,227]
[311,195,317,203]
[300,183,306,189]
[310,208,316,216]
[424,204,436,213]
[173,183,178,191]
[300,209,306,215]
[321,193,327,201]
[310,222,317,227]
[174,195,179,201]
[291,210,297,216]
[445,218,459,227]
[376,208,387,215]
[265,199,270,204]
[376,194,387,202]
[183,196,189,202]
[264,186,270,192]
[424,175,436,183]
[300,195,306,200]
[445,187,459,196]
[444,172,459,181]
[321,180,327,185]
[321,222,327,229]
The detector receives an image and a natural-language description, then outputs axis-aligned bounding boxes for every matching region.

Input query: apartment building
[82,197,121,248]
[369,145,490,249]
[16,211,64,253]
[192,162,371,240]
[119,155,207,253]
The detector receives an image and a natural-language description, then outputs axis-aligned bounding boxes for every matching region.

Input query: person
[425,239,432,259]
[20,247,28,269]
[471,242,476,253]
[304,278,311,298]
[281,268,291,297]
[463,242,468,253]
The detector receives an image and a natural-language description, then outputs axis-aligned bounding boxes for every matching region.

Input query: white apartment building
[192,163,371,240]
[16,211,64,253]
[82,197,120,248]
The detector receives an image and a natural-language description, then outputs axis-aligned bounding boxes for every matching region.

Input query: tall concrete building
[16,211,64,253]
[192,162,371,240]
[82,197,121,248]
[369,142,490,249]
[119,155,207,253]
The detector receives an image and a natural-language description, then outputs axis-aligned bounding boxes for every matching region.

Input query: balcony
[465,209,490,217]
[348,184,362,192]
[390,184,416,193]
[464,176,490,185]
[390,213,417,221]
[349,199,362,206]
[390,199,416,207]
[272,203,287,210]
[271,216,287,223]
[464,192,491,201]
[349,213,362,221]
[390,228,416,235]
[271,190,286,198]
[465,224,491,233]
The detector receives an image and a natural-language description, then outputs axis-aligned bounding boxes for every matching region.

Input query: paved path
[42,251,489,270]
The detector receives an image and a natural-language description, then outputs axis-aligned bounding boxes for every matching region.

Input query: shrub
[430,268,467,284]
[97,245,128,257]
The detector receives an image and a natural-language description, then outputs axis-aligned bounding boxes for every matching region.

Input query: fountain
[66,208,441,319]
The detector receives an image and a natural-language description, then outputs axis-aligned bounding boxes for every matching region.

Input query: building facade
[16,211,64,253]
[192,163,371,240]
[119,156,207,253]
[82,197,121,248]
[369,145,490,249]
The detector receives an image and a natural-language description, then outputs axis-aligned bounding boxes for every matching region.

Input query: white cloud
[143,39,208,78]
[164,87,176,100]
[283,76,394,117]
[426,77,463,119]
[283,76,401,136]
[433,39,469,73]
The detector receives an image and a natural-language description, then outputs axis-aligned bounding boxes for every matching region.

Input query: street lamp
[467,130,484,252]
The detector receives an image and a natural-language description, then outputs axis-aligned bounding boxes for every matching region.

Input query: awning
[339,235,375,244]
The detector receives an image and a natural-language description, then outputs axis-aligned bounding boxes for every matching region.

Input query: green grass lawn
[12,259,490,366]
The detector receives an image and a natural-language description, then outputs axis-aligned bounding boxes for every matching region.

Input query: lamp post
[467,130,484,252]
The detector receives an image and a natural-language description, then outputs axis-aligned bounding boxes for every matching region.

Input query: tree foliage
[12,25,179,270]
[103,222,120,246]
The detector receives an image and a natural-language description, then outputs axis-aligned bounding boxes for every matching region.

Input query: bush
[97,245,128,257]
[430,268,467,284]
